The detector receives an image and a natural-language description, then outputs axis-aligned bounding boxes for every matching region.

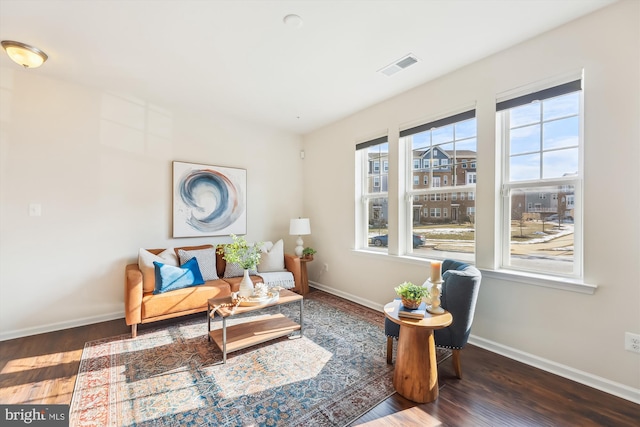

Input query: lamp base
[294,236,304,257]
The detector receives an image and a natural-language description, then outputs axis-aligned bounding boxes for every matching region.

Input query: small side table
[384,300,452,403]
[299,257,312,295]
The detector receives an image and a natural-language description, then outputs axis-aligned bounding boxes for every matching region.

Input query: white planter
[238,269,254,297]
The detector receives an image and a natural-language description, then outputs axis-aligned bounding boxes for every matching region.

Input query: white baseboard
[310,281,640,405]
[469,336,640,405]
[0,311,125,342]
[310,281,385,312]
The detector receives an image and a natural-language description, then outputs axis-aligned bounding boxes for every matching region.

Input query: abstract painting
[173,161,247,237]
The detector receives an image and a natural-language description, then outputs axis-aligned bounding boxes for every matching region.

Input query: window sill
[352,249,449,266]
[479,269,597,295]
[352,249,597,295]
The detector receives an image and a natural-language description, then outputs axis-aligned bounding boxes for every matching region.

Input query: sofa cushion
[224,262,257,278]
[139,248,178,293]
[257,239,285,272]
[141,279,231,319]
[178,247,219,280]
[153,258,205,294]
[173,244,214,259]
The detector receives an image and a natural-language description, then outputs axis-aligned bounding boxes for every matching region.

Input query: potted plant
[394,281,430,309]
[218,234,263,297]
[302,247,317,260]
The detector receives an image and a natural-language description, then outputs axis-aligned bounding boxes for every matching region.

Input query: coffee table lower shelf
[208,313,301,357]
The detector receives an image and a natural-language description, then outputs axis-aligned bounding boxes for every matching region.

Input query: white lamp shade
[289,218,311,236]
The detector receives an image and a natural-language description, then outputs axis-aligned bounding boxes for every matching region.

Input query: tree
[512,202,526,238]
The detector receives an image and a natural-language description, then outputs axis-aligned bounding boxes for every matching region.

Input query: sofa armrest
[284,254,302,292]
[125,263,143,326]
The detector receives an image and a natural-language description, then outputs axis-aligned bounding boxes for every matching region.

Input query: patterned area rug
[70,291,402,426]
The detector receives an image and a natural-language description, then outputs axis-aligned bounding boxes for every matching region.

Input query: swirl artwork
[173,161,247,237]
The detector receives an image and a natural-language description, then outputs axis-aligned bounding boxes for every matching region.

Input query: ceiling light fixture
[1,40,48,68]
[283,14,303,28]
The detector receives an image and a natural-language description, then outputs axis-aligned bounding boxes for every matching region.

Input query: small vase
[238,269,254,297]
[401,297,421,310]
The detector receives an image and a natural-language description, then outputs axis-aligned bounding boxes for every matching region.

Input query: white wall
[303,0,640,397]
[0,68,304,339]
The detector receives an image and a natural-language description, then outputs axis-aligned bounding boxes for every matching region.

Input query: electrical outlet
[625,332,640,353]
[323,263,329,272]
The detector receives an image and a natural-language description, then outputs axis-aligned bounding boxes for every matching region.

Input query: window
[356,136,389,252]
[413,175,419,186]
[423,175,428,185]
[498,79,582,277]
[413,159,420,170]
[466,172,476,184]
[402,110,476,261]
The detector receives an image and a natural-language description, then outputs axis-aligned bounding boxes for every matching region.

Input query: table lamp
[289,218,311,257]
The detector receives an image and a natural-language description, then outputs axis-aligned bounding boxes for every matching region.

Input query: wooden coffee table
[384,300,452,403]
[207,289,303,363]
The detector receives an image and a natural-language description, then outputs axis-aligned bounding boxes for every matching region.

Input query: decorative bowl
[238,291,280,306]
[401,297,421,310]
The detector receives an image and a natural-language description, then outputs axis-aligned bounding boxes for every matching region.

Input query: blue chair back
[434,262,481,349]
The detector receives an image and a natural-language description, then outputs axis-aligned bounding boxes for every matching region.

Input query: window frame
[498,79,583,279]
[401,109,477,259]
[355,136,389,252]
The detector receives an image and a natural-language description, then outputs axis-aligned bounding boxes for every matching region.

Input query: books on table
[398,301,427,319]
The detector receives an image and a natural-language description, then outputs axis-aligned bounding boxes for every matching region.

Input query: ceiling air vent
[379,54,419,77]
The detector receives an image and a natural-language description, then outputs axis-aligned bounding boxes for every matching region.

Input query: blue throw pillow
[153,257,204,295]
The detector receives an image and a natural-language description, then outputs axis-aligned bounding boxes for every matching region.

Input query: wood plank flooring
[1,292,638,426]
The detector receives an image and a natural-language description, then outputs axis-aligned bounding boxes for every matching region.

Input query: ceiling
[0,0,615,135]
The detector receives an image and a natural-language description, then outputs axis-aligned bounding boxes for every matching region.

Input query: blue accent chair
[385,259,482,378]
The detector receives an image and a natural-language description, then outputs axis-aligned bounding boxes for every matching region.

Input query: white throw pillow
[257,239,285,272]
[178,248,219,281]
[138,248,178,293]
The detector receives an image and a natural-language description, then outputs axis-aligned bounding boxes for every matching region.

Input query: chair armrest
[284,254,302,292]
[125,263,143,326]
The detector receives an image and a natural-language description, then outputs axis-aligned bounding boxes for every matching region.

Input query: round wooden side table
[384,300,452,403]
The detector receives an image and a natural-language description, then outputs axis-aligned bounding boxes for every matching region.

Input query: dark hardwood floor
[1,293,638,426]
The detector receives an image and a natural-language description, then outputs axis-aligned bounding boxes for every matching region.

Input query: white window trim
[480,268,596,295]
[498,76,584,281]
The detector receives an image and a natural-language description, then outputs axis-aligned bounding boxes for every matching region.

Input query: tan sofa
[125,244,302,337]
